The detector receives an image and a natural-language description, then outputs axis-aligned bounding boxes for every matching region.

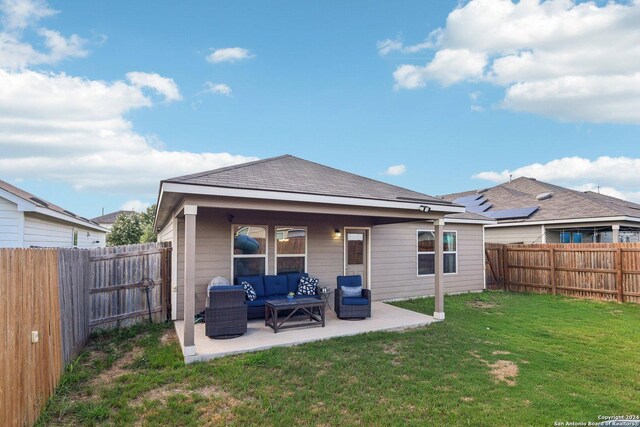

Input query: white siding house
[0,179,107,248]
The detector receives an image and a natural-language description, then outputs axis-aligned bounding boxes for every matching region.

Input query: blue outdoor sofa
[236,272,320,319]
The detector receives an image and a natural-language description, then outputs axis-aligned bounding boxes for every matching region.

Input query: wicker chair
[205,286,247,338]
[335,275,371,319]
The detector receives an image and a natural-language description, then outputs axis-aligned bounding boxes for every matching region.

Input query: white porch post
[434,218,445,320]
[183,205,197,356]
[612,224,620,243]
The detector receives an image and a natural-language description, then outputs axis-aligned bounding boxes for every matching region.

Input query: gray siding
[0,196,20,247]
[484,225,543,244]
[158,221,173,243]
[173,208,373,319]
[171,207,487,319]
[371,222,485,300]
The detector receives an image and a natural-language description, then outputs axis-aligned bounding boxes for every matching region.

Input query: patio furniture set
[205,274,371,338]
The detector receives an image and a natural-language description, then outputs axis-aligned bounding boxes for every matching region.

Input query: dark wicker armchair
[335,275,371,319]
[205,286,247,338]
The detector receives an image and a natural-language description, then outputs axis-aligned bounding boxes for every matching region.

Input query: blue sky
[1,0,639,218]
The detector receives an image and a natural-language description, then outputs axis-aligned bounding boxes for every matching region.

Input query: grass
[37,291,640,426]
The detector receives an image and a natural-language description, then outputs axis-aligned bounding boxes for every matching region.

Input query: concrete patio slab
[174,302,437,364]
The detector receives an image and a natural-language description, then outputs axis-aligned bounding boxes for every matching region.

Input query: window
[417,230,457,276]
[232,225,267,280]
[276,227,307,274]
[72,229,78,247]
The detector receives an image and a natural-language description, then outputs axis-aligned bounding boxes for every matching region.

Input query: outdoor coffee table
[264,297,325,333]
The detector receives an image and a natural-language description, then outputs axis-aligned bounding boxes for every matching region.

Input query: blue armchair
[335,275,371,319]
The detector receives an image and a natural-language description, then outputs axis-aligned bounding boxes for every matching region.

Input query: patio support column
[183,205,197,356]
[612,224,620,243]
[434,218,445,320]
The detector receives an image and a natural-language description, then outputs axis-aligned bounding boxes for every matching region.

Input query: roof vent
[536,192,553,201]
[476,188,489,194]
[29,197,49,207]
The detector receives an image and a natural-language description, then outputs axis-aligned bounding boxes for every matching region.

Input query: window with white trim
[232,225,267,280]
[275,226,307,274]
[417,230,457,275]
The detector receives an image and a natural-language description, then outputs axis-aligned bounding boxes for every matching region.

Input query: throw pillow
[241,281,257,301]
[297,276,319,296]
[342,285,362,297]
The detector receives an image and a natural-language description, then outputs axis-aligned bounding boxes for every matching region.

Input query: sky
[0,0,639,218]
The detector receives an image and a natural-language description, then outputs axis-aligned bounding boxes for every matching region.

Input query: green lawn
[38,292,640,426]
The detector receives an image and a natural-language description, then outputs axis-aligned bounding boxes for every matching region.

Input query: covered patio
[154,156,480,363]
[174,301,438,364]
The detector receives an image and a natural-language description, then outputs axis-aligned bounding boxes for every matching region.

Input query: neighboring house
[154,155,493,355]
[91,210,135,231]
[443,176,640,244]
[0,179,107,248]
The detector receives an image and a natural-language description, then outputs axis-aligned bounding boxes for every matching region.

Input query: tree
[106,204,157,246]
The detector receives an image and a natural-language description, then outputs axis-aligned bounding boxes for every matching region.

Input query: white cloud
[385,0,640,124]
[473,156,640,203]
[120,200,150,212]
[0,68,257,195]
[383,164,406,176]
[126,71,182,102]
[204,82,232,96]
[0,0,86,68]
[1,0,55,31]
[393,49,486,89]
[0,1,257,199]
[206,47,254,64]
[377,31,441,56]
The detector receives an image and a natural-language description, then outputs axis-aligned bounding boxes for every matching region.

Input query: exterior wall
[371,222,485,301]
[173,208,374,319]
[0,196,21,248]
[23,214,105,248]
[171,206,487,319]
[157,220,173,243]
[485,225,543,244]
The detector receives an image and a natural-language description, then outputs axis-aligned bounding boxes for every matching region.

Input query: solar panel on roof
[453,194,483,204]
[463,196,488,207]
[484,206,539,220]
[466,204,492,213]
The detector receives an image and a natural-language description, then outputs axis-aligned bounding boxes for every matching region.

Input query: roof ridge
[285,156,440,201]
[166,154,292,182]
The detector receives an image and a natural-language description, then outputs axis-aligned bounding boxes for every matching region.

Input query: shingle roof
[165,155,453,205]
[91,210,135,224]
[0,178,104,229]
[442,177,640,223]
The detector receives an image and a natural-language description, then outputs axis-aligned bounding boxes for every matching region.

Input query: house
[443,176,640,244]
[154,155,493,356]
[91,210,135,231]
[0,179,107,248]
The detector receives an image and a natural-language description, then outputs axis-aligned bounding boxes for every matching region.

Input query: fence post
[502,245,509,291]
[616,248,624,303]
[550,248,556,296]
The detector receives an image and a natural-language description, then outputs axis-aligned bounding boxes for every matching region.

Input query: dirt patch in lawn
[492,350,511,356]
[90,346,143,388]
[160,328,177,345]
[488,360,518,386]
[134,384,236,406]
[383,342,403,366]
[469,351,519,386]
[467,301,498,309]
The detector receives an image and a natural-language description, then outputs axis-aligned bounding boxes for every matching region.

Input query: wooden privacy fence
[90,243,171,330]
[0,242,171,427]
[1,249,63,427]
[486,243,640,304]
